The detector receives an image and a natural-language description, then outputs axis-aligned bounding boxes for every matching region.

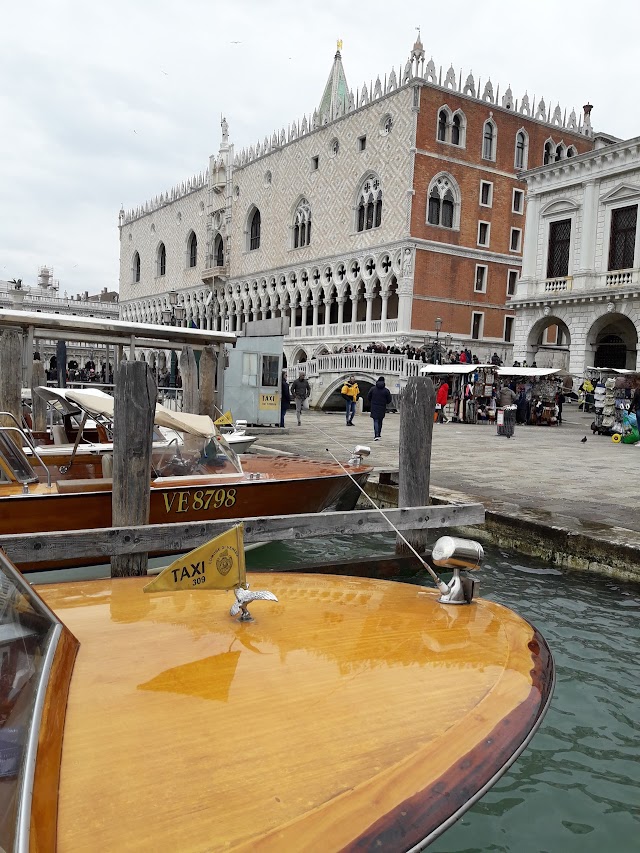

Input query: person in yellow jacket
[341,375,360,426]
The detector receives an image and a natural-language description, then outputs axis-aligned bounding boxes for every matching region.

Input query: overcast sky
[1,0,635,296]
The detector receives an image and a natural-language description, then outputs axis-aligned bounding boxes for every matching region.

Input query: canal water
[246,535,640,853]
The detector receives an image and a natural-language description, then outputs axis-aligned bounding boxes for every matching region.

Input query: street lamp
[434,317,442,364]
[161,290,186,326]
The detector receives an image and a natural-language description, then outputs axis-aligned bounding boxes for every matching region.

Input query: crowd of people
[319,341,502,365]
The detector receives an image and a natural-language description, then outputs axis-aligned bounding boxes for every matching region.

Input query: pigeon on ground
[581,436,588,443]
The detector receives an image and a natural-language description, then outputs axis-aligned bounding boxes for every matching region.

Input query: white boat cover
[34,387,217,438]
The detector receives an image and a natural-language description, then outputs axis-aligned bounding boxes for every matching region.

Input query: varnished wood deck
[37,573,553,852]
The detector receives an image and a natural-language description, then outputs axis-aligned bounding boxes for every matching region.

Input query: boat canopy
[419,364,493,375]
[33,387,217,438]
[496,367,560,378]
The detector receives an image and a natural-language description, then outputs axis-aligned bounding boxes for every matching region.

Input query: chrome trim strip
[406,664,556,853]
[16,622,62,853]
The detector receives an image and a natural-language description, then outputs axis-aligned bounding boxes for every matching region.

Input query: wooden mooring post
[198,345,217,419]
[0,329,22,428]
[180,345,199,413]
[396,375,436,555]
[56,340,67,388]
[31,359,47,431]
[110,361,156,577]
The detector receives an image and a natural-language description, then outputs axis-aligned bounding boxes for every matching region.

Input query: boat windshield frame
[0,429,39,483]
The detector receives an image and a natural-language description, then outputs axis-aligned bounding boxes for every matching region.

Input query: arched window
[188,232,197,268]
[214,233,224,267]
[555,143,565,162]
[482,120,496,160]
[249,208,261,250]
[356,174,383,232]
[543,140,554,165]
[133,252,140,283]
[437,110,448,142]
[426,174,460,229]
[450,114,460,146]
[293,198,312,248]
[157,243,166,277]
[566,146,577,158]
[515,129,528,169]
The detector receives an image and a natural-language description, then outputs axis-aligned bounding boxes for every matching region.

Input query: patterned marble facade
[118,35,605,377]
[512,137,640,375]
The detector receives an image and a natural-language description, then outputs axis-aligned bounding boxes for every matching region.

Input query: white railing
[544,277,571,293]
[403,360,422,377]
[315,352,407,376]
[606,269,634,287]
[287,318,400,340]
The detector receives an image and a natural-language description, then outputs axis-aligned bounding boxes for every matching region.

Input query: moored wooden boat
[0,400,370,568]
[0,552,554,851]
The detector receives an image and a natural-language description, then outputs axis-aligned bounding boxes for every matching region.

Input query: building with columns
[118,35,606,403]
[512,136,640,376]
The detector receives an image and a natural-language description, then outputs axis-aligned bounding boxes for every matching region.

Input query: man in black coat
[280,370,291,427]
[367,376,392,441]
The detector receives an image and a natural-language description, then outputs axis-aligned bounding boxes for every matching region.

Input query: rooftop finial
[337,38,343,52]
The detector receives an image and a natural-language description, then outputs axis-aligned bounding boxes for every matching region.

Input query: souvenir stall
[420,365,496,424]
[495,368,561,426]
[589,369,640,437]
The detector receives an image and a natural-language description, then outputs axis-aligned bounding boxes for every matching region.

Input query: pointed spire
[318,41,349,119]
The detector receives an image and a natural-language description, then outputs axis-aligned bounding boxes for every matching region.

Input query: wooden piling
[56,340,67,388]
[198,345,217,418]
[396,375,436,555]
[215,344,226,413]
[0,329,23,428]
[110,362,156,577]
[31,360,47,431]
[179,345,199,413]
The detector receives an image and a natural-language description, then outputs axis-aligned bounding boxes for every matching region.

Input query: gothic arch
[427,172,461,229]
[586,311,638,370]
[355,172,383,232]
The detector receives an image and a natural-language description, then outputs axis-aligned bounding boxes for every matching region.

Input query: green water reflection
[248,534,640,853]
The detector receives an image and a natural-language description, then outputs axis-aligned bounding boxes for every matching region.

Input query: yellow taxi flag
[143,524,246,593]
[213,411,234,426]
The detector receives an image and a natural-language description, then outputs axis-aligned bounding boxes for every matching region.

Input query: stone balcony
[515,268,640,301]
[288,318,399,340]
[201,262,228,284]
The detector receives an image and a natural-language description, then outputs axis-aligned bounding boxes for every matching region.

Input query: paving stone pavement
[255,403,639,536]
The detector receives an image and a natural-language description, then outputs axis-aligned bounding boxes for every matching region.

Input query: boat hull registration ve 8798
[0,396,370,568]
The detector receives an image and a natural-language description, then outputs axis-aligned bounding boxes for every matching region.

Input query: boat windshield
[0,431,39,484]
[151,431,243,480]
[0,551,64,849]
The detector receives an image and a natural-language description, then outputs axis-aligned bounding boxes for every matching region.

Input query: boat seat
[56,478,113,494]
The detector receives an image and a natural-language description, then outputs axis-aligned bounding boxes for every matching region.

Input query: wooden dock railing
[1,504,485,570]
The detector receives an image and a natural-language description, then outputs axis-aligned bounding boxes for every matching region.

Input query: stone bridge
[285,352,424,409]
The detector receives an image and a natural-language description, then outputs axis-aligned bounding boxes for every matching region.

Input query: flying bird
[581,436,587,443]
[230,41,241,44]
[160,69,169,75]
[230,585,278,620]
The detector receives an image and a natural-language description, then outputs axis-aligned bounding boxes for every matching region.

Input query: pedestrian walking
[280,370,291,428]
[367,376,392,441]
[631,386,640,434]
[435,378,450,423]
[341,375,360,426]
[290,370,311,426]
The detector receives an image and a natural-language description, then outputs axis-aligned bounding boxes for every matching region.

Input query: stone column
[351,290,359,329]
[578,180,598,274]
[312,299,319,335]
[381,290,389,329]
[365,295,374,335]
[337,297,345,333]
[324,298,331,335]
[301,301,308,331]
[520,193,541,281]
